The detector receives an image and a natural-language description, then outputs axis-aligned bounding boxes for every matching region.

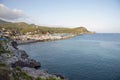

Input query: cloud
[0,4,26,20]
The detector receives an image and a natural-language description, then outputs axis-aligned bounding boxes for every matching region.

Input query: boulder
[29,59,41,69]
[11,49,40,69]
[11,60,41,69]
[54,73,65,79]
[22,67,51,78]
[20,50,29,59]
[11,41,18,49]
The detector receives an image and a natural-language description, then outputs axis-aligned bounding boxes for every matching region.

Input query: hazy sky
[0,0,120,33]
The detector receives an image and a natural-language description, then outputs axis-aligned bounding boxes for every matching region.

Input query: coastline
[17,39,41,45]
[0,36,67,80]
[17,33,77,45]
[16,32,95,45]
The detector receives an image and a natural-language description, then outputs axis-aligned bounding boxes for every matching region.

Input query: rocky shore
[0,37,67,80]
[16,33,77,45]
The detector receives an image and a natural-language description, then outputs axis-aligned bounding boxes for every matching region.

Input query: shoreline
[17,34,78,45]
[0,36,67,80]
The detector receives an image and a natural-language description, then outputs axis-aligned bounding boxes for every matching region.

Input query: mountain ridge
[0,19,93,34]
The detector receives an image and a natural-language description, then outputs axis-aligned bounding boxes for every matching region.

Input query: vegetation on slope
[0,36,11,54]
[0,19,91,35]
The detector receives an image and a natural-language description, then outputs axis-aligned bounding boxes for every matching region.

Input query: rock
[20,50,29,59]
[54,73,65,79]
[11,59,41,69]
[0,53,12,63]
[11,60,32,68]
[1,53,11,58]
[22,67,52,78]
[29,59,41,69]
[6,56,18,64]
[9,49,40,69]
[0,37,66,80]
[11,41,18,49]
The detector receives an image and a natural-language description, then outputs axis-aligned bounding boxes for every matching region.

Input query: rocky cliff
[0,36,67,80]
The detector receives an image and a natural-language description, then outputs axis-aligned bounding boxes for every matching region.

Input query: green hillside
[0,19,91,35]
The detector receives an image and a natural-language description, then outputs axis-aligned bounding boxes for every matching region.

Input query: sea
[19,33,120,80]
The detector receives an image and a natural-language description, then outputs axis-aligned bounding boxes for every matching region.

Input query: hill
[0,19,9,23]
[0,19,92,34]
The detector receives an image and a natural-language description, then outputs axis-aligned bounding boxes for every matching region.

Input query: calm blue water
[19,33,120,80]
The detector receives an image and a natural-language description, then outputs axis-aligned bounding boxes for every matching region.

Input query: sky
[0,0,120,33]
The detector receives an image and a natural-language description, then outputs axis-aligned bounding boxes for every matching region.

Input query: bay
[19,33,120,80]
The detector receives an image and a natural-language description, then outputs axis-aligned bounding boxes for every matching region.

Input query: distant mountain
[0,19,93,34]
[0,19,9,23]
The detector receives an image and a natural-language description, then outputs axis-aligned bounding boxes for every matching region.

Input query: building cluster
[0,27,76,43]
[0,28,12,37]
